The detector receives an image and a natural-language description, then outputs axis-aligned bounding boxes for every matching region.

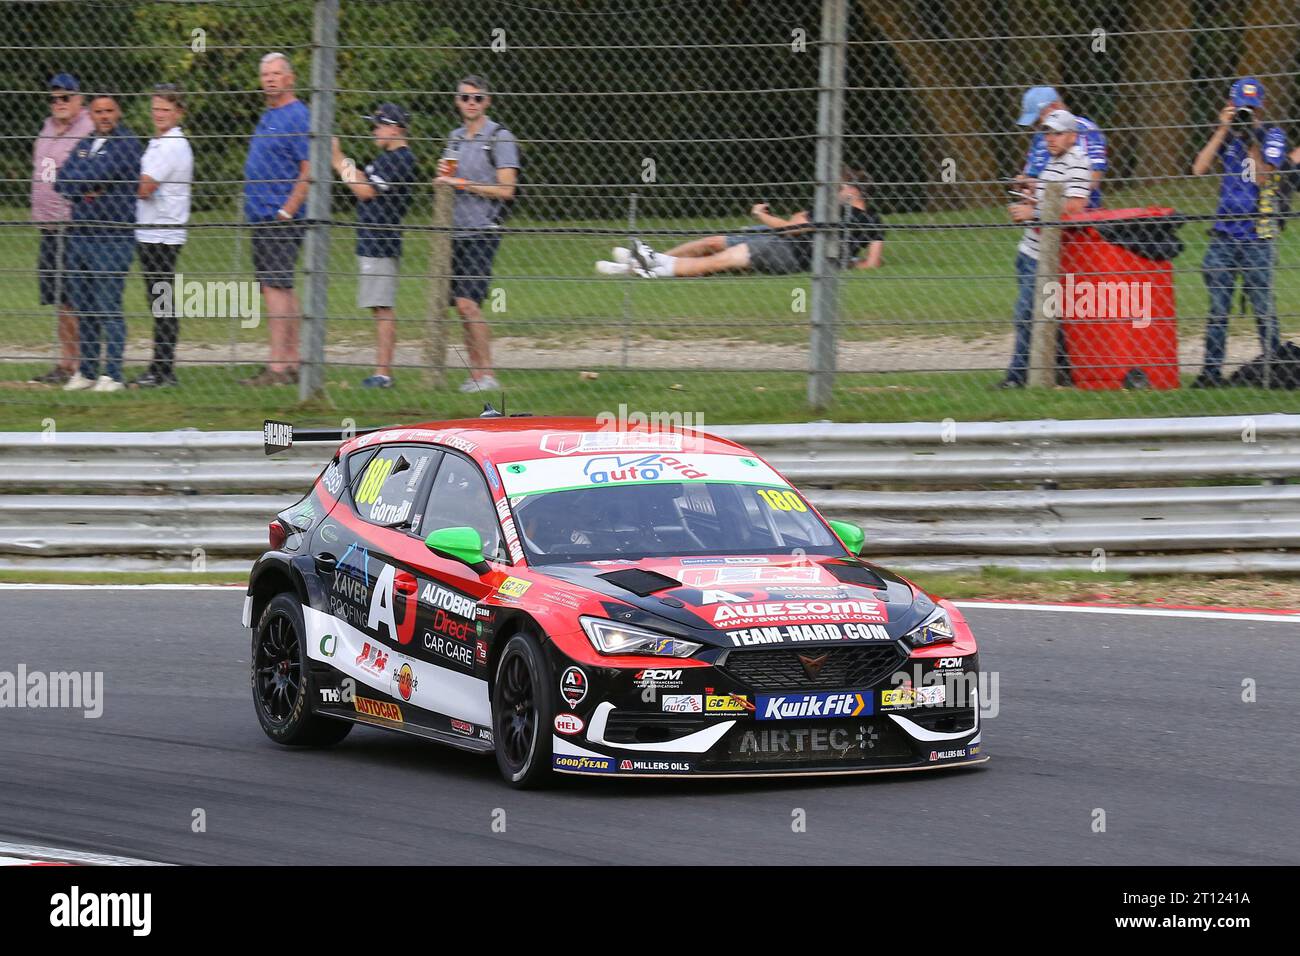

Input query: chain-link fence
[2,0,1299,430]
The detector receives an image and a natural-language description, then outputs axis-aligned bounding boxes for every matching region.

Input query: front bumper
[546,640,986,778]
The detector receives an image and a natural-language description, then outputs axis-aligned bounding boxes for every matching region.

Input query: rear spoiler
[263,419,382,456]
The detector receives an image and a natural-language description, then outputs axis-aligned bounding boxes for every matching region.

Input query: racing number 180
[756,489,806,512]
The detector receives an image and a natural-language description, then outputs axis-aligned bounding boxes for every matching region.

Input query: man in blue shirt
[241,52,310,386]
[54,93,142,392]
[1191,77,1286,388]
[332,103,417,389]
[1016,87,1107,209]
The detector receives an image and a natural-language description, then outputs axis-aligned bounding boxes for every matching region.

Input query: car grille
[602,711,712,745]
[720,644,907,691]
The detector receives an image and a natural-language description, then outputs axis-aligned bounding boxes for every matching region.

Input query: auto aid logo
[391,663,418,702]
[367,563,418,645]
[583,454,707,484]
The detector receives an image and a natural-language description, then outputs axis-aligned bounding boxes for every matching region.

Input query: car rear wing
[263,420,382,456]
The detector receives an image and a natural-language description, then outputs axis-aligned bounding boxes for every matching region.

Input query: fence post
[1028,181,1064,389]
[808,0,848,411]
[424,184,454,386]
[299,0,339,401]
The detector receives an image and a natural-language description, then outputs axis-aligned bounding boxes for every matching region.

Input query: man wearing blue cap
[1190,76,1286,388]
[1015,86,1107,209]
[332,103,417,389]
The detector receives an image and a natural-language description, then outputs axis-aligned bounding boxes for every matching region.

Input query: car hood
[532,554,933,647]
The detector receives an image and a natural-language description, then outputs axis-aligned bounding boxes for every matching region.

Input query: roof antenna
[452,345,505,417]
[480,402,502,418]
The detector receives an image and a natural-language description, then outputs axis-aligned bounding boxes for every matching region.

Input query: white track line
[0,841,169,866]
[954,601,1299,623]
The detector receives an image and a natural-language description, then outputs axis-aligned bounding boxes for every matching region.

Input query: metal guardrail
[1,415,1296,574]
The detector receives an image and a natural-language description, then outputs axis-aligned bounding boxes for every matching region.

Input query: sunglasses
[50,94,73,103]
[456,92,486,103]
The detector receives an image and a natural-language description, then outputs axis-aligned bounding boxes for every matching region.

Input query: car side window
[352,445,442,530]
[419,452,504,561]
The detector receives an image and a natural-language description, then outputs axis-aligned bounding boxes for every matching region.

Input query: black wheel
[491,632,555,788]
[251,592,352,747]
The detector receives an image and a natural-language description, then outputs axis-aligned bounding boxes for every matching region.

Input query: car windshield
[509,481,845,564]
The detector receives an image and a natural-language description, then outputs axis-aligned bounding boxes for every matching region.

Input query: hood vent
[824,562,887,590]
[596,568,682,597]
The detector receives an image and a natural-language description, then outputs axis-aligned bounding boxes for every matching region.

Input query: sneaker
[240,368,296,387]
[361,373,393,389]
[132,371,165,388]
[996,377,1025,389]
[630,237,660,272]
[92,375,124,393]
[63,373,95,391]
[458,374,501,393]
[611,247,631,264]
[29,366,71,385]
[595,260,631,275]
[1190,371,1225,389]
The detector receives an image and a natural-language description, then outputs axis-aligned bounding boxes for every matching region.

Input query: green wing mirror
[827,519,866,556]
[425,526,488,572]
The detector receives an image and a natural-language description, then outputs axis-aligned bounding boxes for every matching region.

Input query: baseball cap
[362,102,409,128]
[1230,77,1264,108]
[1040,109,1077,133]
[49,72,80,92]
[1018,86,1059,126]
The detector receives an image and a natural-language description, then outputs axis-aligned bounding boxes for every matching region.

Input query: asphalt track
[1,589,1297,865]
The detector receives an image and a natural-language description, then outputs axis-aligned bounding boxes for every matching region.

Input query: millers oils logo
[354,696,403,723]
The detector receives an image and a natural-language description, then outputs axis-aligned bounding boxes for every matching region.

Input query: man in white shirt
[1001,109,1091,388]
[134,84,193,387]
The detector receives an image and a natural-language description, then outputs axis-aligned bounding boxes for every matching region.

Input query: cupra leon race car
[246,415,986,787]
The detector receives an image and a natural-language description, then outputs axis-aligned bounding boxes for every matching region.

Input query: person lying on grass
[597,169,884,278]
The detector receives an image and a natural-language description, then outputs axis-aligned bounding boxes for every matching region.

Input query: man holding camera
[1191,77,1286,388]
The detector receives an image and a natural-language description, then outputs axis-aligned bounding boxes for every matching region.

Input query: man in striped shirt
[1001,109,1092,388]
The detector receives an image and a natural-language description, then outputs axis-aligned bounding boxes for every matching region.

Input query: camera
[1233,106,1255,139]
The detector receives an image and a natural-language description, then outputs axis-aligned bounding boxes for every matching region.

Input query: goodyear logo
[552,754,616,773]
[497,577,531,598]
[705,694,752,713]
[354,696,403,723]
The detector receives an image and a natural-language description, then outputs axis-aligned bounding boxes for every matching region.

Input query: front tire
[492,632,555,788]
[252,592,352,747]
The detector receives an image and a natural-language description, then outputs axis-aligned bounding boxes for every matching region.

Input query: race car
[246,415,986,787]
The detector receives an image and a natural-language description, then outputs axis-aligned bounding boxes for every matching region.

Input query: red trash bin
[1058,206,1180,390]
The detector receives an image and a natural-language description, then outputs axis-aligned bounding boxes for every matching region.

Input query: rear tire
[252,592,353,747]
[491,632,555,788]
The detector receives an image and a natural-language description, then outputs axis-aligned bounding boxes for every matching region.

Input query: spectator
[54,93,143,392]
[331,103,417,389]
[241,52,309,386]
[1190,77,1286,388]
[1016,86,1107,209]
[434,75,519,394]
[601,168,884,278]
[1000,109,1090,389]
[134,83,193,388]
[28,72,93,385]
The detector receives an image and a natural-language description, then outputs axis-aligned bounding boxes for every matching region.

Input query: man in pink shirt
[29,73,93,385]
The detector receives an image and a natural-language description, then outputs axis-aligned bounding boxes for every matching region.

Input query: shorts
[723,224,771,248]
[743,234,811,275]
[450,232,502,305]
[357,256,398,309]
[251,222,305,289]
[38,226,70,307]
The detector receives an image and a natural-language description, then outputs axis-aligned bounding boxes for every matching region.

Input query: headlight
[903,606,955,648]
[580,616,702,658]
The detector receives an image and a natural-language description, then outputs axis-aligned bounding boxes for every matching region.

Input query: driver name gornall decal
[727,623,891,646]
